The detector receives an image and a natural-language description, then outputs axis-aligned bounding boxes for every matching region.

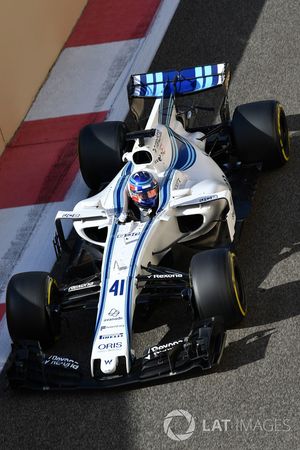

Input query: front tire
[6,272,61,349]
[190,248,246,327]
[232,100,290,168]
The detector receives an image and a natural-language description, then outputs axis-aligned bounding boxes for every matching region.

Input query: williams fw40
[6,63,289,389]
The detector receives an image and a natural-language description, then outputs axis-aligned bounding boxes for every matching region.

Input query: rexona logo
[99,333,123,340]
[148,274,183,279]
[98,342,122,351]
[68,282,95,292]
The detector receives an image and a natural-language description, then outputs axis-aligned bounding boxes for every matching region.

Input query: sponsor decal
[98,342,122,351]
[147,273,183,279]
[62,213,81,219]
[108,308,120,317]
[68,281,96,292]
[103,317,123,322]
[113,260,128,271]
[99,333,123,340]
[153,129,162,153]
[117,232,141,238]
[44,355,79,370]
[145,339,184,359]
[100,324,124,330]
[198,195,218,203]
[109,279,125,296]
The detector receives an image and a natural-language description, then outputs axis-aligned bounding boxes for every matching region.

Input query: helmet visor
[130,186,158,204]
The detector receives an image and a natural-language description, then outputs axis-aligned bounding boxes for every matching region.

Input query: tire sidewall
[190,248,246,327]
[6,272,60,348]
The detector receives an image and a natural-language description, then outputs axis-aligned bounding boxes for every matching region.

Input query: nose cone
[100,356,118,374]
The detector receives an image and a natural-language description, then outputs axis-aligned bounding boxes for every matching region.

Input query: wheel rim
[46,276,61,340]
[277,105,290,162]
[229,253,247,317]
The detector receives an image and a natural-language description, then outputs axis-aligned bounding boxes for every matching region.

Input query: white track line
[26,40,142,121]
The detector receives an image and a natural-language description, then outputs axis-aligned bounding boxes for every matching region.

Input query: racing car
[5,63,289,389]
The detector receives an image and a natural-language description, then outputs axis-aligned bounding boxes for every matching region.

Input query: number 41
[109,279,125,296]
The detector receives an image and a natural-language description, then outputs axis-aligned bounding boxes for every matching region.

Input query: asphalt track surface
[1,1,300,449]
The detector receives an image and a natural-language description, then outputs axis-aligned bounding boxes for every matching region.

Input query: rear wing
[127,63,230,99]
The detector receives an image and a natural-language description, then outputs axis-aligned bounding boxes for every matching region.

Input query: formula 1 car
[6,63,289,389]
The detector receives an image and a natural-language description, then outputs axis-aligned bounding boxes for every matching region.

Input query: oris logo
[98,342,122,351]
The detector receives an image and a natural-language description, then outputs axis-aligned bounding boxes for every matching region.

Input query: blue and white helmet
[128,171,159,209]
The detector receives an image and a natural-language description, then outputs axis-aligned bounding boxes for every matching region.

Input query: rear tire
[190,248,246,327]
[6,272,61,349]
[78,121,128,190]
[232,100,290,168]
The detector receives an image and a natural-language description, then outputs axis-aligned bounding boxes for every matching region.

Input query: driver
[128,171,159,219]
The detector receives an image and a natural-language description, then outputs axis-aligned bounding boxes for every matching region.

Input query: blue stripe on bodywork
[168,129,197,171]
[125,220,153,341]
[93,221,119,335]
[157,127,197,213]
[113,163,132,215]
[122,128,194,337]
[94,163,132,336]
[170,130,197,171]
[123,130,196,344]
[157,127,177,212]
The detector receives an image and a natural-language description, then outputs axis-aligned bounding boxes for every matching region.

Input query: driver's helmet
[128,171,159,209]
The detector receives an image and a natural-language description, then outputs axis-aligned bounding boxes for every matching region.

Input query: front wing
[6,317,225,390]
